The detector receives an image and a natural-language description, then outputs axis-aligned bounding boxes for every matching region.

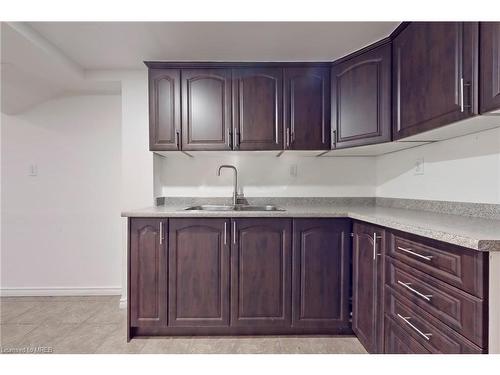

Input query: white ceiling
[1,21,399,114]
[27,22,399,69]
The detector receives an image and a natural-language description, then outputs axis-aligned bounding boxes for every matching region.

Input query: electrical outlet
[29,164,38,177]
[289,164,298,178]
[414,158,424,175]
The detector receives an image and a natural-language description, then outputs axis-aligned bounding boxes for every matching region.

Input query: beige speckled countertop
[122,199,500,252]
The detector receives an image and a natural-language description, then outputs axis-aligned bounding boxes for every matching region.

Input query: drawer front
[385,287,483,354]
[386,257,486,348]
[388,231,486,298]
[384,316,430,354]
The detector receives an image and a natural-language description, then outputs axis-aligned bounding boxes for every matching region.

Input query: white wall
[1,95,122,294]
[155,153,377,197]
[119,71,154,305]
[376,127,500,204]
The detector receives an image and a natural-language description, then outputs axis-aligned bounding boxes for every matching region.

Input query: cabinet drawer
[385,287,484,354]
[386,257,486,348]
[388,231,486,298]
[384,316,430,354]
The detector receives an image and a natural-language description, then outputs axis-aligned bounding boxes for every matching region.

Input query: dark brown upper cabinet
[232,68,283,150]
[168,218,230,327]
[480,22,500,113]
[181,69,232,151]
[231,218,292,327]
[284,67,331,150]
[331,41,392,149]
[148,69,181,151]
[392,22,478,140]
[129,218,168,327]
[352,222,385,354]
[292,219,351,330]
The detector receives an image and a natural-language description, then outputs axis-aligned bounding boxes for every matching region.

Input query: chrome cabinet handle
[373,232,381,260]
[460,78,471,113]
[159,221,164,244]
[397,280,432,302]
[460,77,464,112]
[175,130,180,150]
[285,128,290,148]
[233,221,237,244]
[224,222,227,245]
[227,128,232,149]
[397,246,433,261]
[397,313,432,341]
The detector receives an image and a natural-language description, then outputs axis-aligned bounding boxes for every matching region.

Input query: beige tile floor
[0,296,367,354]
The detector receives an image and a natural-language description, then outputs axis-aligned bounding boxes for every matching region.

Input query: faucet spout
[216,165,240,206]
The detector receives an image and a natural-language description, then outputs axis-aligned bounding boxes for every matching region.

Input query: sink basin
[184,204,285,212]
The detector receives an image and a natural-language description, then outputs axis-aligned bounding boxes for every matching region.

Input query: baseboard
[0,287,122,297]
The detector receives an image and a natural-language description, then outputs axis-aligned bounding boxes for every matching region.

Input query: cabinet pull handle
[233,221,237,244]
[460,78,465,112]
[285,128,290,148]
[460,78,472,113]
[233,128,240,149]
[332,129,336,149]
[159,221,164,244]
[397,313,432,341]
[175,130,180,150]
[397,246,433,261]
[397,280,433,302]
[373,232,381,260]
[224,222,227,245]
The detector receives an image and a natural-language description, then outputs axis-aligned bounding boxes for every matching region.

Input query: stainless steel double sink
[184,204,284,212]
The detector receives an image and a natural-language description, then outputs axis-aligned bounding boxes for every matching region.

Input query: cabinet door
[393,22,478,140]
[129,218,167,327]
[292,219,351,329]
[480,22,500,113]
[149,69,181,151]
[168,218,230,326]
[231,218,292,327]
[181,69,232,150]
[352,222,385,353]
[284,67,330,150]
[232,68,283,150]
[331,43,391,149]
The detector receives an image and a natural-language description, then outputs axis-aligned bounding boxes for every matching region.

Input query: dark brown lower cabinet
[129,218,168,328]
[231,218,292,327]
[384,316,430,354]
[352,222,386,353]
[168,218,230,327]
[292,219,351,330]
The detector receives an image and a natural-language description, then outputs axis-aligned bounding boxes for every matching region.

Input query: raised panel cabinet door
[129,218,167,327]
[168,218,230,326]
[352,222,385,353]
[231,218,292,327]
[284,67,330,150]
[149,69,181,151]
[181,69,232,150]
[393,22,478,140]
[331,42,391,149]
[292,219,351,329]
[480,22,500,113]
[232,68,283,150]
